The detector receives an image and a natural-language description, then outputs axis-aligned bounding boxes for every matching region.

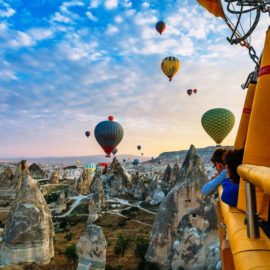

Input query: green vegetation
[114,233,131,257]
[64,244,78,262]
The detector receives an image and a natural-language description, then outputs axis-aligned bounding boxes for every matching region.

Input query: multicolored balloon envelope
[84,162,96,172]
[155,21,166,35]
[161,56,180,81]
[201,108,235,145]
[94,116,124,157]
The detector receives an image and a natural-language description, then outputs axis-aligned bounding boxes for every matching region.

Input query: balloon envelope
[112,148,118,155]
[132,159,139,166]
[94,117,124,157]
[85,131,90,137]
[161,56,180,81]
[137,145,141,151]
[155,21,166,35]
[201,108,235,144]
[193,89,197,94]
[196,0,225,18]
[84,162,96,172]
[187,89,193,96]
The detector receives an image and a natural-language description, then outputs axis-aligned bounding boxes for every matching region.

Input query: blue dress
[221,178,239,206]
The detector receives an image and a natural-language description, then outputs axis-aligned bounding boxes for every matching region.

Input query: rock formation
[50,171,60,184]
[89,175,106,210]
[132,173,147,200]
[76,224,107,270]
[0,161,29,206]
[76,169,94,195]
[0,167,17,206]
[29,163,46,179]
[161,163,179,195]
[87,200,98,224]
[144,174,164,205]
[146,145,219,270]
[55,191,66,215]
[0,171,54,265]
[107,158,131,197]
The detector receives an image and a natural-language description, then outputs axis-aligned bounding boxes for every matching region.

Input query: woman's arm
[201,169,227,196]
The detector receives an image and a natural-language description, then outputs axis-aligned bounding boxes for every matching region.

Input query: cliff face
[146,145,219,270]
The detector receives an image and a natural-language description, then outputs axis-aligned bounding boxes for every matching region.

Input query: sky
[0,0,269,158]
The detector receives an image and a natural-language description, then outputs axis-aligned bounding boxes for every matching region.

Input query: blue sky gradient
[0,0,269,157]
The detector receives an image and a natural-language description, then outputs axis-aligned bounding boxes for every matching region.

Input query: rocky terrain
[0,146,220,270]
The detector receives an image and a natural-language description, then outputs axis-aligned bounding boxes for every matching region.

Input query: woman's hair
[211,148,228,165]
[224,149,244,184]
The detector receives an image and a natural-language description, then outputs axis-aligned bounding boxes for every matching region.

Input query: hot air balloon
[94,116,124,157]
[112,148,118,155]
[137,145,141,151]
[85,131,90,137]
[193,89,197,94]
[155,21,166,35]
[141,153,144,156]
[187,89,193,96]
[108,115,114,121]
[161,56,180,81]
[201,108,235,146]
[123,159,126,163]
[132,159,139,167]
[84,162,96,173]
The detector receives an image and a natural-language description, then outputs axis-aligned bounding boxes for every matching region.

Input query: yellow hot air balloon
[201,108,235,145]
[161,56,180,81]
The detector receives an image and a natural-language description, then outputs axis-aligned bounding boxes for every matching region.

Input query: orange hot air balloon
[155,21,166,35]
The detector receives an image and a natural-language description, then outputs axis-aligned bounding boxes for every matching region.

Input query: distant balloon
[108,115,114,121]
[193,89,197,94]
[112,148,118,155]
[201,108,235,145]
[141,153,144,156]
[84,162,96,172]
[85,131,90,137]
[94,116,124,157]
[137,145,141,151]
[187,89,193,96]
[132,159,139,166]
[123,159,126,163]
[155,21,166,35]
[161,56,180,81]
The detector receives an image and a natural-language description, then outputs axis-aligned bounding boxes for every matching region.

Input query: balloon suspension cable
[241,53,262,89]
[222,0,270,65]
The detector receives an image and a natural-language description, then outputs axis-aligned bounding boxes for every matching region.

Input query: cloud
[0,0,268,157]
[105,24,119,35]
[104,0,118,9]
[0,0,15,18]
[86,11,98,21]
